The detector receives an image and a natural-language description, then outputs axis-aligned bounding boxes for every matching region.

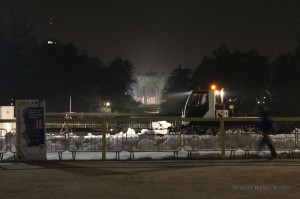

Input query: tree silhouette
[161,65,192,115]
[33,42,104,112]
[0,18,138,113]
[0,16,37,102]
[3,16,300,116]
[271,52,300,116]
[269,23,300,116]
[99,57,138,112]
[191,45,270,114]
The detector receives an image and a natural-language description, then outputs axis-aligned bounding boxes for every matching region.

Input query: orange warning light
[210,84,217,90]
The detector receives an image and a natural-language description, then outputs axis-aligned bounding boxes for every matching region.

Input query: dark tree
[295,22,300,53]
[191,45,270,114]
[99,57,138,112]
[0,17,139,113]
[269,22,300,116]
[271,52,300,116]
[0,16,37,103]
[165,65,192,92]
[161,66,192,115]
[33,42,104,112]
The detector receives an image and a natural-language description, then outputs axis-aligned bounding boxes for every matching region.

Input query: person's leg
[265,136,277,158]
[258,136,266,151]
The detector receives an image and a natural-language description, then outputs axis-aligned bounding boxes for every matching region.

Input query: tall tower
[47,17,57,45]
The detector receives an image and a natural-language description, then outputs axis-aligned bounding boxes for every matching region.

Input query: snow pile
[45,124,181,153]
[1,124,299,160]
[151,121,172,135]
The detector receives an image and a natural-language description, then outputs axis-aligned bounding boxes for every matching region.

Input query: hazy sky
[1,0,300,74]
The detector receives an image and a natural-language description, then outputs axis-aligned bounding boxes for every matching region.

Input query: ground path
[0,159,299,198]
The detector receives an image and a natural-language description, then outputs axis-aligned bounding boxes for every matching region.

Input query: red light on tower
[49,17,54,25]
[47,17,56,45]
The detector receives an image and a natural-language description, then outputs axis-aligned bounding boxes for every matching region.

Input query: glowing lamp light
[210,84,217,90]
[214,88,225,104]
[220,88,224,97]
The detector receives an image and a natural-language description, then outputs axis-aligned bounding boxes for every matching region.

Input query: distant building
[132,71,167,105]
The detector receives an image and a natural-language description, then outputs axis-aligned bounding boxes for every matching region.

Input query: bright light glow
[164,91,191,98]
[210,84,217,90]
[147,97,156,104]
[215,88,224,104]
[106,102,110,106]
[220,89,224,97]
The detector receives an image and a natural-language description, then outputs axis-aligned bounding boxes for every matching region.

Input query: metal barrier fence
[0,128,17,161]
[1,117,300,161]
[241,132,296,158]
[182,130,241,158]
[0,129,8,161]
[67,133,123,160]
[125,133,182,159]
[46,134,66,160]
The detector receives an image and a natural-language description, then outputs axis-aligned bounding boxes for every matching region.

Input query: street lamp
[220,88,224,105]
[210,84,217,90]
[215,88,225,110]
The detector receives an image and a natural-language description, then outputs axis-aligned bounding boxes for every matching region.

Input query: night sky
[1,0,300,74]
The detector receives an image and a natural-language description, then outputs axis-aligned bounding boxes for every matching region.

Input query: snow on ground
[3,149,294,161]
[1,122,299,161]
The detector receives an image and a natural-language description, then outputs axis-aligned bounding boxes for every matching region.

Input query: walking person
[257,105,278,159]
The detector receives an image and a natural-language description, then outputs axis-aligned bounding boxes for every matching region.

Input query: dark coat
[258,111,275,135]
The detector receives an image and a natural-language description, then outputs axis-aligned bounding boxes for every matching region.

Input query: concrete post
[102,119,106,160]
[220,118,225,159]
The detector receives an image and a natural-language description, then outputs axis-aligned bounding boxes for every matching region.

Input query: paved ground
[0,159,300,199]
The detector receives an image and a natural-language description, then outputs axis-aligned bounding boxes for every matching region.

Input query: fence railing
[1,117,300,161]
